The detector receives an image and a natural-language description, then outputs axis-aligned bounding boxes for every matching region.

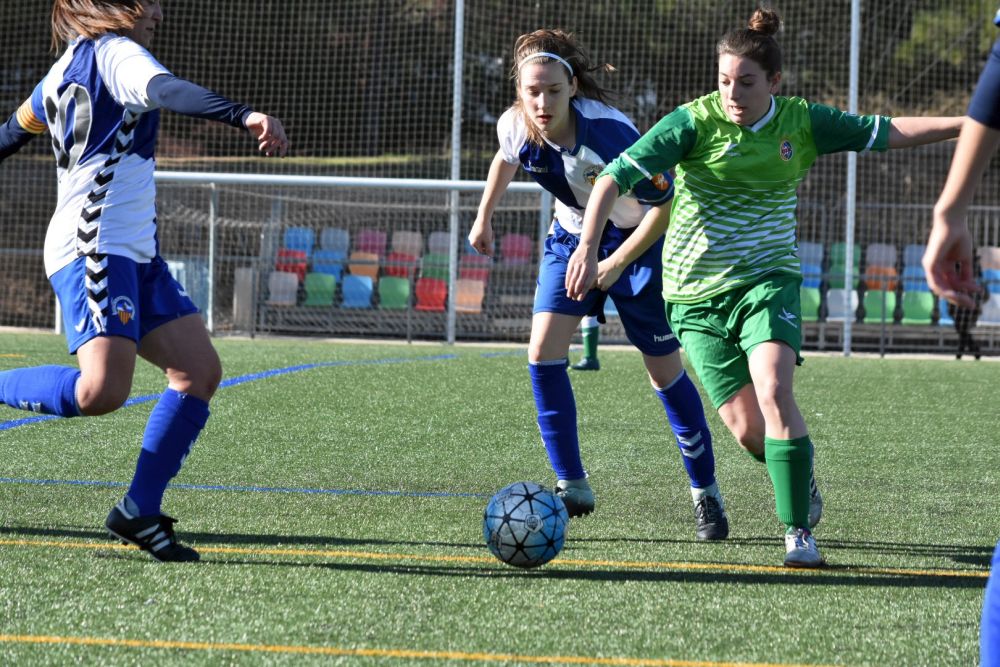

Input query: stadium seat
[348,251,380,281]
[312,249,345,281]
[983,268,1000,294]
[825,288,858,321]
[420,252,450,281]
[303,272,336,307]
[382,251,417,278]
[862,289,896,324]
[390,230,423,258]
[938,297,954,326]
[319,227,350,254]
[798,241,824,266]
[341,275,373,308]
[902,243,926,268]
[283,226,315,259]
[900,291,934,325]
[500,233,533,265]
[354,228,387,257]
[455,278,486,313]
[459,253,492,285]
[801,262,822,289]
[865,242,897,268]
[828,242,861,269]
[826,262,859,289]
[864,265,898,291]
[266,271,298,306]
[275,248,307,282]
[901,266,929,292]
[414,277,447,312]
[378,276,410,309]
[800,286,821,322]
[427,230,450,255]
[979,246,1000,270]
[980,294,1000,325]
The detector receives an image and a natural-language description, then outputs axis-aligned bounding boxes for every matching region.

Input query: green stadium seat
[800,286,821,322]
[828,242,861,268]
[303,272,335,307]
[378,276,410,309]
[420,253,450,281]
[862,289,896,324]
[900,291,934,325]
[826,261,860,289]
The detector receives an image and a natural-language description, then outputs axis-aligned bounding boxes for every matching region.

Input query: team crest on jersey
[112,296,135,325]
[651,173,671,191]
[584,165,604,186]
[779,140,794,161]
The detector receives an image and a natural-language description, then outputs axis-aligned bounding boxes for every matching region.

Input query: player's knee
[730,423,764,454]
[76,382,130,416]
[172,358,222,401]
[755,375,794,414]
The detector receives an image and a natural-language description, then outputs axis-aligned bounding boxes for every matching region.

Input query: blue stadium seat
[312,249,346,281]
[798,241,824,266]
[283,226,315,259]
[801,262,822,289]
[341,275,373,308]
[320,227,350,254]
[901,266,929,292]
[902,243,926,268]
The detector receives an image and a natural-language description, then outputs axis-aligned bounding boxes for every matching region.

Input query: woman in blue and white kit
[469,29,727,539]
[924,13,1000,664]
[0,0,288,562]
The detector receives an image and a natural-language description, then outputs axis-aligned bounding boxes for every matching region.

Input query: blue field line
[0,350,524,433]
[0,476,487,499]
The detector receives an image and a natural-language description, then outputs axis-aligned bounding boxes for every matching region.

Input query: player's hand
[245,112,289,157]
[468,218,495,256]
[923,220,980,308]
[595,258,624,292]
[565,245,597,301]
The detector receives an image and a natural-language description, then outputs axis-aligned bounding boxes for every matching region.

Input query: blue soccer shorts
[49,253,199,354]
[533,220,680,357]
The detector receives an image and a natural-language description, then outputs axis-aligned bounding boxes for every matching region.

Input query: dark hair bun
[748,8,781,36]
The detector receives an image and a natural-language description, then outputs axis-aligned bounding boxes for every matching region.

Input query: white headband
[518,52,574,77]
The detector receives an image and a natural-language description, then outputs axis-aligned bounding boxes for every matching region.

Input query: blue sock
[0,365,80,416]
[655,370,716,489]
[529,360,585,481]
[127,389,210,516]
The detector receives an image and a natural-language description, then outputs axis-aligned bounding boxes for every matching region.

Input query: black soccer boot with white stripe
[105,500,200,562]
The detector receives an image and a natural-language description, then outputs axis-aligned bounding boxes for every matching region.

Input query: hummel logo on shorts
[778,307,798,329]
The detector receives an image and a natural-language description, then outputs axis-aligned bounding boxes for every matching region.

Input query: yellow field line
[0,537,988,579]
[0,633,840,666]
[0,353,25,358]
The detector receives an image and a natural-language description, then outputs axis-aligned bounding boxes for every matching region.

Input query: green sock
[765,435,813,529]
[581,326,599,360]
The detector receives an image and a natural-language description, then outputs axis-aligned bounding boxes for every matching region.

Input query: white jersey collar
[746,96,777,133]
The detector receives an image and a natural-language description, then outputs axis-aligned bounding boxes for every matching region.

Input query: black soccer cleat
[105,502,200,562]
[694,494,729,541]
[570,357,600,371]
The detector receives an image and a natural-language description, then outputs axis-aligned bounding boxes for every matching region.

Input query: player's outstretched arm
[595,202,670,291]
[888,116,965,148]
[925,118,1000,308]
[145,74,288,157]
[566,175,619,301]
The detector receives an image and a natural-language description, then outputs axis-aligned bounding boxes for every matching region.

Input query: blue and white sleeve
[0,81,47,162]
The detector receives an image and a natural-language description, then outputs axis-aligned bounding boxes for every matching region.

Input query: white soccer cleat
[784,527,825,568]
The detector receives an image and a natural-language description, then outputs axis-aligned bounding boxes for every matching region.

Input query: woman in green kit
[566,6,963,567]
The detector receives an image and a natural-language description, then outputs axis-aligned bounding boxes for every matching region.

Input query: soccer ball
[482,481,569,568]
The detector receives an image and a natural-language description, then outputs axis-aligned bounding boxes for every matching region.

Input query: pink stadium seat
[355,228,387,257]
[500,233,533,265]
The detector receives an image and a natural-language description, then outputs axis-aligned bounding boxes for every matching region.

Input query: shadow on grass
[4,525,991,583]
[573,535,996,567]
[0,524,482,549]
[176,557,989,589]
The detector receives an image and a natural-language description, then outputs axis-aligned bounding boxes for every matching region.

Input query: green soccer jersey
[602,91,891,303]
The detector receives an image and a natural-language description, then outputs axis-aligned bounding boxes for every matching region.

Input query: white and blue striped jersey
[497,97,673,235]
[26,35,170,277]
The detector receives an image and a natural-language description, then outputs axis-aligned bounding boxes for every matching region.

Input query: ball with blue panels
[483,481,569,568]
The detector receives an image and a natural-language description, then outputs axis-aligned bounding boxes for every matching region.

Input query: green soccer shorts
[665,272,804,409]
